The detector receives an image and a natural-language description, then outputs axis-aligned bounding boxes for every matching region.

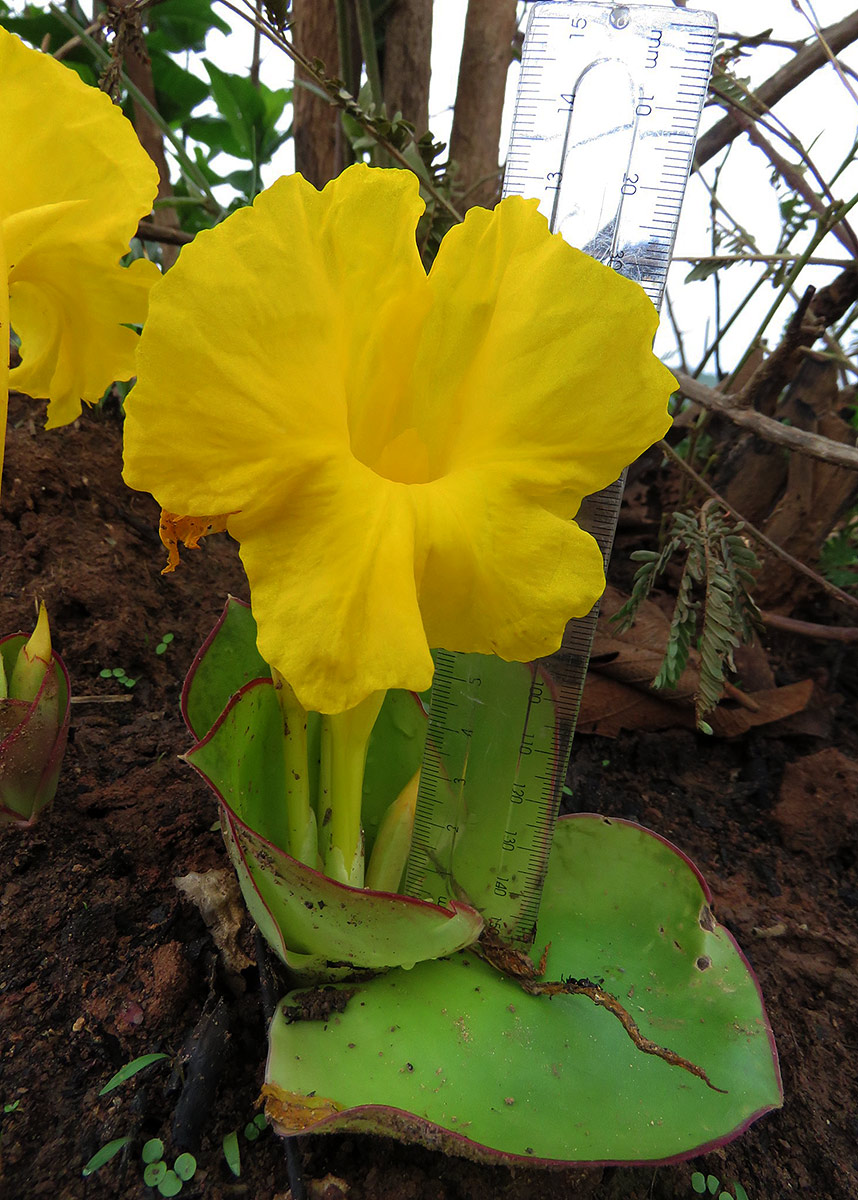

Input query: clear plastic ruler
[403,3,718,945]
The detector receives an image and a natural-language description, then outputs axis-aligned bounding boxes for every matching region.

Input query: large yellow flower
[123,164,674,714]
[0,28,160,483]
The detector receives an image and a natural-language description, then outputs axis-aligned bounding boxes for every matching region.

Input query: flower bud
[0,605,71,826]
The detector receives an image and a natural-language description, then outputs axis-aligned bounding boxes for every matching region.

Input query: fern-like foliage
[613,502,762,730]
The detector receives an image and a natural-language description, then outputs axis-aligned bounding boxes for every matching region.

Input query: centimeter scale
[402,3,718,946]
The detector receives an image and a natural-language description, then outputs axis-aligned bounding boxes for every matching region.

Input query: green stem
[334,0,356,95]
[319,690,385,887]
[354,0,384,112]
[271,668,318,867]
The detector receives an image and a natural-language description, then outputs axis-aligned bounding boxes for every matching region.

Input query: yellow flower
[0,28,160,483]
[123,164,674,714]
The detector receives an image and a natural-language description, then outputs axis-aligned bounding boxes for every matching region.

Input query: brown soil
[1,392,857,1200]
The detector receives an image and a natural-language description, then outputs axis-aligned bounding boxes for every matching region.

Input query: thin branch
[664,289,689,375]
[672,369,858,472]
[761,611,858,641]
[52,17,103,60]
[791,0,858,106]
[250,0,262,88]
[354,0,384,111]
[705,76,858,256]
[217,0,464,223]
[660,440,858,613]
[675,255,854,267]
[744,122,858,257]
[726,194,858,386]
[696,10,858,167]
[138,219,194,245]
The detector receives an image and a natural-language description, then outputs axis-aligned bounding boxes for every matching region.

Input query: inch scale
[403,3,717,945]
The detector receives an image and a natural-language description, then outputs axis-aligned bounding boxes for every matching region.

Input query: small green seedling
[142,1137,165,1163]
[223,1129,241,1177]
[141,1139,197,1195]
[99,1052,168,1096]
[82,1136,133,1177]
[143,1159,167,1187]
[83,1057,172,1178]
[156,632,175,656]
[0,1100,22,1159]
[99,666,137,688]
[691,1171,750,1200]
[223,1115,266,1178]
[244,1113,268,1141]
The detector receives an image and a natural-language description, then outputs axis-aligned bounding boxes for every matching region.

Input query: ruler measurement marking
[406,2,717,942]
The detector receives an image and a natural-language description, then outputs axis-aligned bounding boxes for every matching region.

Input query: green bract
[183,598,483,979]
[0,619,70,825]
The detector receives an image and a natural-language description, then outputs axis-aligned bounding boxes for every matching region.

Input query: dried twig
[475,928,725,1093]
[137,219,194,245]
[744,124,858,257]
[733,286,819,413]
[761,611,858,641]
[696,10,858,167]
[672,371,858,472]
[674,255,854,268]
[520,975,727,1093]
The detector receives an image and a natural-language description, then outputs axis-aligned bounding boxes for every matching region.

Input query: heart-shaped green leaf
[264,815,781,1164]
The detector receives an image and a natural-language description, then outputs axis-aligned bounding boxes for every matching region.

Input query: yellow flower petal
[124,165,427,516]
[0,28,159,437]
[228,459,433,714]
[10,256,157,427]
[123,165,675,713]
[410,195,674,492]
[412,467,607,664]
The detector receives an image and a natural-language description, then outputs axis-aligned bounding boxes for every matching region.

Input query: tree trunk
[381,0,432,136]
[291,0,343,187]
[449,0,517,210]
[110,0,181,265]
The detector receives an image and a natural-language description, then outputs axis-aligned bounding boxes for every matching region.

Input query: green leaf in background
[151,50,209,126]
[203,60,290,175]
[204,60,266,160]
[183,113,246,160]
[81,1136,132,1177]
[148,0,229,54]
[265,815,781,1165]
[223,1130,241,1176]
[98,1052,169,1096]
